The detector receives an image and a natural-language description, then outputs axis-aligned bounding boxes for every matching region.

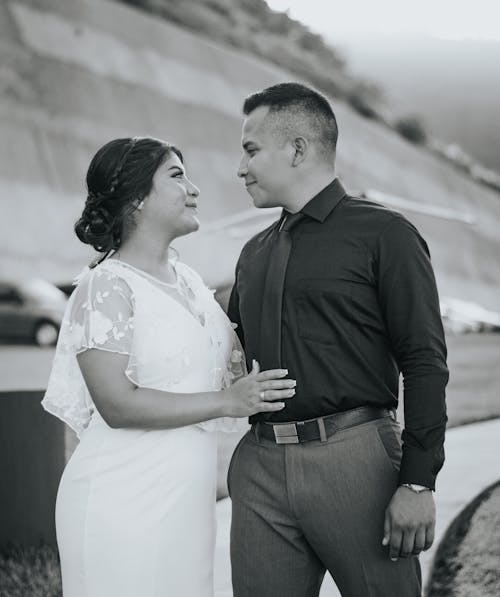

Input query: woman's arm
[77,349,295,430]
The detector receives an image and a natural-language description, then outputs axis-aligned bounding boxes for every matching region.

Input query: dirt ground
[428,481,500,597]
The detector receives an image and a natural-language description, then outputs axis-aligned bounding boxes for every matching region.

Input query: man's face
[238,106,293,208]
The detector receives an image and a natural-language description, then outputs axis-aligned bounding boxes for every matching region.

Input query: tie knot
[281,211,303,232]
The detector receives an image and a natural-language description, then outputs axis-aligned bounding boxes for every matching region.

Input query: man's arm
[376,215,448,559]
[377,215,448,488]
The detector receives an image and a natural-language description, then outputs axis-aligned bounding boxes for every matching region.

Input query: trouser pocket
[373,418,403,472]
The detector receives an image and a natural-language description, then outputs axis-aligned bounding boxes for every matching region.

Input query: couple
[43,82,448,597]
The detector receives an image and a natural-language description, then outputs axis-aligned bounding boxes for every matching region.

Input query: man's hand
[382,485,435,561]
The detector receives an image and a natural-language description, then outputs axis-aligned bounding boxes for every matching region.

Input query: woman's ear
[291,137,308,166]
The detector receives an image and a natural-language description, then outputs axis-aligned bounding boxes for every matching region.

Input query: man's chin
[246,186,275,208]
[250,192,270,209]
[253,197,278,209]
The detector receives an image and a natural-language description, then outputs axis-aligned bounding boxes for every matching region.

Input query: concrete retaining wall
[0,390,66,547]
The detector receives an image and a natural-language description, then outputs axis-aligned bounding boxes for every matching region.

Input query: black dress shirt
[228,178,448,489]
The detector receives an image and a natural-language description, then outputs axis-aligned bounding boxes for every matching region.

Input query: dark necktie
[259,211,304,370]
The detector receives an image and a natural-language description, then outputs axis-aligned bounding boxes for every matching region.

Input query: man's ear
[291,137,308,166]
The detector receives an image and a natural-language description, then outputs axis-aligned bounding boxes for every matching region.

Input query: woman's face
[144,152,200,239]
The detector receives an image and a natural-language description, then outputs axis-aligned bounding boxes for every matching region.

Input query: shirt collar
[299,178,347,223]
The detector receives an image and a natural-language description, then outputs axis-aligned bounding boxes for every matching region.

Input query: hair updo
[75,136,183,259]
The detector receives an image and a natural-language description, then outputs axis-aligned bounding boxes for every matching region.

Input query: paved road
[0,345,54,391]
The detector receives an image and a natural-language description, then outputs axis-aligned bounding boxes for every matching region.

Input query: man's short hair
[243,82,338,160]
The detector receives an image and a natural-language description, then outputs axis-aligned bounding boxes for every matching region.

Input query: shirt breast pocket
[295,278,354,345]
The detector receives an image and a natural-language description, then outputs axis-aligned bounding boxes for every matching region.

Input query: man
[227,82,448,597]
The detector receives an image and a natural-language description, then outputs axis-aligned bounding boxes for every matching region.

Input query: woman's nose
[187,180,200,197]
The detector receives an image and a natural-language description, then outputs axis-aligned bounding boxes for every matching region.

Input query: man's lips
[245,181,257,188]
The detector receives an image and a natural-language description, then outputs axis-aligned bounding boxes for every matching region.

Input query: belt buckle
[273,423,299,444]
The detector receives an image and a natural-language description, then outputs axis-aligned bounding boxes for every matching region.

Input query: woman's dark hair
[75,136,183,262]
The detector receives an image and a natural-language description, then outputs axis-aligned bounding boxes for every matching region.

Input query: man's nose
[237,156,248,178]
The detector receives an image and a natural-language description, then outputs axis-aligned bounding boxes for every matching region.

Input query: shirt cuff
[398,445,442,490]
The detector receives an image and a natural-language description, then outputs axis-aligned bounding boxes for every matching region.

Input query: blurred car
[0,278,68,346]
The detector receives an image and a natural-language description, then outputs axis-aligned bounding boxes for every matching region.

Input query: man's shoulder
[240,220,278,256]
[342,193,403,219]
[340,193,413,232]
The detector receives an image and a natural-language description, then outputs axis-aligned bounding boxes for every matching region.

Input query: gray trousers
[228,416,422,597]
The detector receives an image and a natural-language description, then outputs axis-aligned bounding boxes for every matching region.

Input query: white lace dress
[42,258,247,597]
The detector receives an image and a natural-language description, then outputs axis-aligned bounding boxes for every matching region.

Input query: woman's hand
[222,360,296,418]
[77,351,294,429]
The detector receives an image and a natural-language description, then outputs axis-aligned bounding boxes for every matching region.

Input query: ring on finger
[260,390,265,400]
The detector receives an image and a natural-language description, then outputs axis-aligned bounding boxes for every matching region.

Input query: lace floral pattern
[42,260,248,436]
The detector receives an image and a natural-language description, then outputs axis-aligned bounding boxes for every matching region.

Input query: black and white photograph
[1,1,500,595]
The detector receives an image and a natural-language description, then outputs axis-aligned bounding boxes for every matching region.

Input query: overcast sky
[266,0,500,42]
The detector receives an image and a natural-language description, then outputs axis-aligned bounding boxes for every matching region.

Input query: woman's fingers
[250,359,260,375]
[253,369,296,402]
[233,364,296,415]
[259,401,286,412]
[259,388,295,401]
[259,379,296,391]
[255,368,289,381]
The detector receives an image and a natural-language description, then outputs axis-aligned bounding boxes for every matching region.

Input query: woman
[42,136,295,597]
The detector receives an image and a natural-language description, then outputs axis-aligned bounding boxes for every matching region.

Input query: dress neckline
[105,258,180,288]
[103,258,206,328]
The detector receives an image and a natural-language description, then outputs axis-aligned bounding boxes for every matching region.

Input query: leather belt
[253,406,393,444]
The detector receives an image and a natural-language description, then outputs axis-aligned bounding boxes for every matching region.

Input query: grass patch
[0,545,61,597]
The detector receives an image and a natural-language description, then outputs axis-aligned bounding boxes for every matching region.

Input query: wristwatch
[399,483,431,494]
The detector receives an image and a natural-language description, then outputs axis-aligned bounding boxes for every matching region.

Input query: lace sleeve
[68,268,134,355]
[41,267,135,437]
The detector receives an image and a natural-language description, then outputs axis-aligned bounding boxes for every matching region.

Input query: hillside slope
[1,0,499,309]
[342,36,500,174]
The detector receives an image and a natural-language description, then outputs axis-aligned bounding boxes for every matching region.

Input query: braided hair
[75,137,183,265]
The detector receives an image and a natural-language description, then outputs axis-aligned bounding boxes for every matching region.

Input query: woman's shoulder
[73,259,128,281]
[71,260,135,305]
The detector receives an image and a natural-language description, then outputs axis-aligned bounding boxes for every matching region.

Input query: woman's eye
[173,172,184,178]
